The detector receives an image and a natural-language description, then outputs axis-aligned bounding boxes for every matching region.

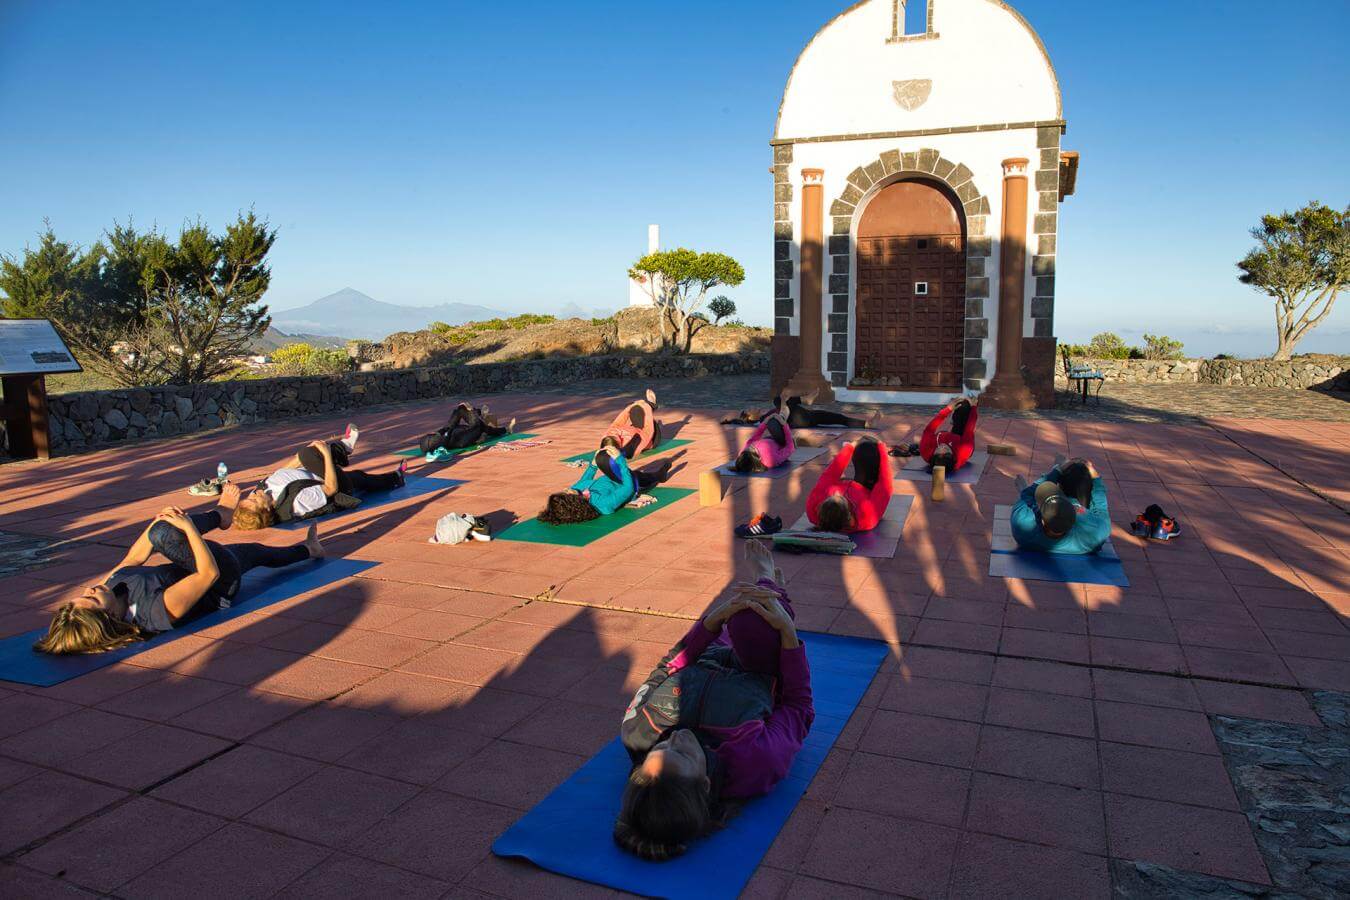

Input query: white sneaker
[342,423,359,452]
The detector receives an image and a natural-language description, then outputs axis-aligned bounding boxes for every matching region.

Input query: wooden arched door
[854,179,966,390]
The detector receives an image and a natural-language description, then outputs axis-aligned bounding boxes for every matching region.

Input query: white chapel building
[772,0,1078,408]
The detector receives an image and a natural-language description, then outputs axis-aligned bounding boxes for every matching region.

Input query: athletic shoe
[736,513,783,539]
[468,516,493,542]
[395,460,409,487]
[342,423,359,452]
[332,492,361,510]
[188,477,223,496]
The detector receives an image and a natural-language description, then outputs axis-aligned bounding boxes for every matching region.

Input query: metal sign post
[0,319,82,461]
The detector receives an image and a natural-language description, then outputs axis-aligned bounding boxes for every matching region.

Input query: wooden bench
[1061,348,1105,405]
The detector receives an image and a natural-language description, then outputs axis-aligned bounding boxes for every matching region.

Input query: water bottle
[217,462,228,484]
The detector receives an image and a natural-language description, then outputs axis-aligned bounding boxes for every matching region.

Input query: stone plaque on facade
[892,78,932,111]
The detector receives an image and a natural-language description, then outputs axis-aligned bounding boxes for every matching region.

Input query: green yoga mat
[393,433,540,458]
[497,487,696,547]
[559,438,693,465]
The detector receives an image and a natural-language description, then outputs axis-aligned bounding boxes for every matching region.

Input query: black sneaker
[468,516,492,542]
[736,513,783,539]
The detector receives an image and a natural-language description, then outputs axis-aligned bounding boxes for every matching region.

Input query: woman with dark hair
[919,395,979,473]
[615,540,812,860]
[538,447,674,525]
[34,485,322,655]
[599,389,662,460]
[418,403,514,455]
[730,411,795,474]
[806,435,893,534]
[233,438,407,530]
[723,393,876,431]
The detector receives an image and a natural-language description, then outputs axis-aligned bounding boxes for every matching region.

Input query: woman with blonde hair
[35,484,321,655]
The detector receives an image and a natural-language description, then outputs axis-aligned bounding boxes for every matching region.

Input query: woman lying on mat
[730,411,795,473]
[920,395,979,473]
[538,447,674,524]
[1010,457,1110,555]
[614,540,813,860]
[806,435,893,534]
[34,485,323,655]
[723,392,876,431]
[418,402,515,455]
[599,389,662,459]
[232,435,408,530]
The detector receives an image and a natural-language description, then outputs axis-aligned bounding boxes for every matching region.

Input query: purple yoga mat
[783,496,914,559]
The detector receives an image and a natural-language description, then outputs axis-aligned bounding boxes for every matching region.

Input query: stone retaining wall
[1055,356,1348,391]
[40,352,769,456]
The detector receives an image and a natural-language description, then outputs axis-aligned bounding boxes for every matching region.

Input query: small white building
[628,224,662,308]
[772,0,1077,408]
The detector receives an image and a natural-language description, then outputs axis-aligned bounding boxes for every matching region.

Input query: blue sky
[1,0,1346,356]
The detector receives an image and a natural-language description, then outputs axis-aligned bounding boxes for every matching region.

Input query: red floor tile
[0,708,145,767]
[64,723,229,790]
[0,770,127,855]
[1182,646,1296,686]
[999,627,1091,664]
[975,725,1099,788]
[965,772,1106,854]
[275,853,450,900]
[1192,680,1320,726]
[1089,636,1187,675]
[350,789,519,882]
[246,766,419,847]
[992,657,1092,698]
[879,675,989,722]
[833,751,971,827]
[120,822,331,900]
[1104,794,1270,883]
[984,687,1096,738]
[21,797,224,893]
[801,806,959,898]
[858,708,981,767]
[949,832,1110,900]
[1095,699,1219,755]
[250,703,398,762]
[1091,668,1201,710]
[151,745,322,819]
[1099,742,1238,809]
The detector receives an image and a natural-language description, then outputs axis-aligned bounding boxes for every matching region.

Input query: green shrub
[1142,333,1185,360]
[271,343,349,376]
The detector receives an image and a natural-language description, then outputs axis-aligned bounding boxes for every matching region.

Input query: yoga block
[700,469,723,506]
[931,466,946,501]
[988,443,1017,456]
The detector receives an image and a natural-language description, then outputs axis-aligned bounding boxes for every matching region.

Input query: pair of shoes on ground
[1130,504,1182,541]
[188,477,225,496]
[889,442,920,458]
[736,513,783,539]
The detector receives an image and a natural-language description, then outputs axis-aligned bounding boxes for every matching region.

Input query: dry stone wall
[42,352,768,455]
[1055,356,1348,391]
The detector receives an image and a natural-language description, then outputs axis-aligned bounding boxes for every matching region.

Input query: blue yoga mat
[492,631,888,899]
[0,558,379,687]
[272,476,465,530]
[988,505,1129,587]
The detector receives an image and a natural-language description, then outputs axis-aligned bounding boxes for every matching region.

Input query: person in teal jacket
[1010,457,1111,555]
[539,448,675,524]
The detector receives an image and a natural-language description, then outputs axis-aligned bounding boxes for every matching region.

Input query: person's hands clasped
[154,509,194,532]
[749,593,800,649]
[702,593,757,633]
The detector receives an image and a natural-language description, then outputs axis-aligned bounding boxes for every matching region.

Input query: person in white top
[233,424,407,530]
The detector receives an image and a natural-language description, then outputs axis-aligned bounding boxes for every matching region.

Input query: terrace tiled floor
[1,376,1347,898]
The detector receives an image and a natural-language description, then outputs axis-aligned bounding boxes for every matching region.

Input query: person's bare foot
[507,417,517,434]
[645,388,657,407]
[217,482,241,529]
[866,409,882,429]
[744,537,778,584]
[802,388,820,405]
[304,524,324,559]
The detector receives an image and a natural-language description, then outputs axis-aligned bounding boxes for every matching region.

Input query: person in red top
[600,389,662,459]
[806,436,892,533]
[919,396,979,473]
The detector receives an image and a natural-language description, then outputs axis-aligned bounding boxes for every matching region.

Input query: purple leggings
[721,580,796,676]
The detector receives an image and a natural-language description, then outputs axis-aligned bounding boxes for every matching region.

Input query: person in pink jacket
[730,411,795,473]
[615,541,813,860]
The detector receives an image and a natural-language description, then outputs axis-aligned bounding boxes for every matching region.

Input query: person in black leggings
[419,403,513,454]
[35,485,322,655]
[296,441,403,495]
[723,395,874,430]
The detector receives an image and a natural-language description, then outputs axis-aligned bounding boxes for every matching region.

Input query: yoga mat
[560,438,693,465]
[0,558,379,687]
[392,433,540,458]
[715,445,828,480]
[784,495,914,559]
[492,631,887,900]
[895,450,989,485]
[272,476,465,531]
[496,487,696,547]
[988,504,1129,586]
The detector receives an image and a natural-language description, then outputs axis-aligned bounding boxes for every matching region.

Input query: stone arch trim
[823,148,992,390]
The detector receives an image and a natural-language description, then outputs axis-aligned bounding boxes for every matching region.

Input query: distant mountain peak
[271,289,513,341]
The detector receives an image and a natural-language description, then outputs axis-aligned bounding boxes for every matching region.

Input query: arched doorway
[854,179,966,390]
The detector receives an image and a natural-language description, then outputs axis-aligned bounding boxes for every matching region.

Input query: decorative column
[782,167,835,402]
[981,157,1036,410]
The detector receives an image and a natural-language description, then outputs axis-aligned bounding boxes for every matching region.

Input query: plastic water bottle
[217,462,228,483]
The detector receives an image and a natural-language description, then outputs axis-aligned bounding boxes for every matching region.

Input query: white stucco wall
[776,0,1061,141]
